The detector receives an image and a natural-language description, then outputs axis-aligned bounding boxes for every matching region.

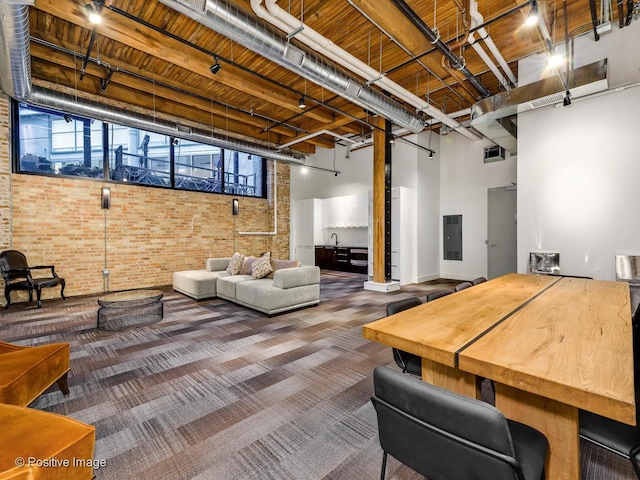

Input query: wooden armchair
[0,250,66,309]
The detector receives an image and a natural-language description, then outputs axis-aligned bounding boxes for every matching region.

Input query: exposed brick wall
[0,96,291,303]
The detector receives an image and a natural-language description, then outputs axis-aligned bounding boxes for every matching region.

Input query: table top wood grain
[363,273,635,423]
[362,273,560,367]
[458,276,635,424]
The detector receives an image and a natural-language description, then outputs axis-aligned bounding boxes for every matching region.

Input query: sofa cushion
[273,265,321,289]
[265,259,301,279]
[226,252,245,275]
[173,270,229,300]
[206,257,231,272]
[236,279,319,314]
[240,256,258,275]
[252,252,273,279]
[217,274,253,301]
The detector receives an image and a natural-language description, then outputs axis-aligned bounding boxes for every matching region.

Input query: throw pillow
[226,252,245,275]
[252,252,273,279]
[266,259,301,279]
[240,256,258,275]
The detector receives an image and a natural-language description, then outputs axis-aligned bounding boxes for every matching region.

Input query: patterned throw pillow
[252,252,273,279]
[240,256,258,275]
[226,252,245,275]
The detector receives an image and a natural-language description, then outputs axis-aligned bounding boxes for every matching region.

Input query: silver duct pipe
[29,86,306,164]
[155,0,426,134]
[0,0,33,101]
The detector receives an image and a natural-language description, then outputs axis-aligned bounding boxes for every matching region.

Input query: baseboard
[416,273,441,283]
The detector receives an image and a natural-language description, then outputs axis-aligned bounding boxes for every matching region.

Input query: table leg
[494,383,580,480]
[422,358,478,398]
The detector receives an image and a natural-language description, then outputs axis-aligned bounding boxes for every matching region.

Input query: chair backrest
[0,250,29,282]
[455,281,473,292]
[372,366,526,480]
[426,289,453,302]
[386,296,422,316]
[472,277,487,285]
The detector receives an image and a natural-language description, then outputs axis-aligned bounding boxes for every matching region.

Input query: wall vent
[484,145,506,163]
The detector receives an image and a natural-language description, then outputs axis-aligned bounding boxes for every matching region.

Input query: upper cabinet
[321,192,368,228]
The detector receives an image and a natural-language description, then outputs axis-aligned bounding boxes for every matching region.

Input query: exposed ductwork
[251,0,481,141]
[29,86,306,164]
[0,1,304,164]
[154,0,426,134]
[0,0,33,101]
[470,59,609,154]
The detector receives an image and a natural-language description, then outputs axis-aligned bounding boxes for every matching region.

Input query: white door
[487,186,517,279]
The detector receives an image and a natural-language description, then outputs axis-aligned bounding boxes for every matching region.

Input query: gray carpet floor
[1,272,635,479]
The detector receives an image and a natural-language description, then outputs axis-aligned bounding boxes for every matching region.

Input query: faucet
[331,232,339,246]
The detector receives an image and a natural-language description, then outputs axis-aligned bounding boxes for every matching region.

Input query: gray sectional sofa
[173,257,320,315]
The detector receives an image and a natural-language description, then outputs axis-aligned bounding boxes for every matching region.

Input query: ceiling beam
[33,0,337,124]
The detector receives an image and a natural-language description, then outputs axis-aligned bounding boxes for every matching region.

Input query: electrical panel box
[443,215,463,261]
[484,145,506,163]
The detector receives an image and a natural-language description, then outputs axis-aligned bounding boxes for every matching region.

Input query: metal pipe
[29,86,306,165]
[390,0,491,97]
[0,1,33,100]
[155,0,426,133]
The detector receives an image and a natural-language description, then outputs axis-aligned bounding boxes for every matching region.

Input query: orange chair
[0,341,70,406]
[0,403,95,480]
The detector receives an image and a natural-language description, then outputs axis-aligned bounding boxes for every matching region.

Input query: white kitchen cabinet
[292,198,322,265]
[322,193,368,228]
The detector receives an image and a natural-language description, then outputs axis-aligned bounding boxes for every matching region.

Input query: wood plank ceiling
[27,0,608,156]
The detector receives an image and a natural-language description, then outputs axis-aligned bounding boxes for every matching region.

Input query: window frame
[11,100,267,199]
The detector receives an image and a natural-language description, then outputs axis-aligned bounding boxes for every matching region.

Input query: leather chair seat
[0,341,70,406]
[0,403,95,480]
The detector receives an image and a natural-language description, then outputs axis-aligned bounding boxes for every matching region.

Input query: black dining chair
[579,302,640,478]
[0,250,66,309]
[425,288,453,302]
[472,276,488,285]
[386,297,423,376]
[455,281,473,292]
[371,366,548,480]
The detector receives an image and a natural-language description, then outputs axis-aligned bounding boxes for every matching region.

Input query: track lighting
[389,136,395,144]
[428,150,434,159]
[563,91,572,106]
[298,96,306,108]
[85,3,102,25]
[210,57,221,75]
[63,114,72,123]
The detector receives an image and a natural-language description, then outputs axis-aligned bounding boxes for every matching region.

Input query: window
[13,102,266,198]
[17,105,103,177]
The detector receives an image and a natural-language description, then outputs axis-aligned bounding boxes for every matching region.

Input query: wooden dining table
[362,273,635,480]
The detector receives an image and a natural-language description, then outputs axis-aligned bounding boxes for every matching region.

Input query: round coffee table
[97,289,164,330]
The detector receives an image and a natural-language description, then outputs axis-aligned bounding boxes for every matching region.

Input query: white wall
[517,85,640,280]
[439,134,517,280]
[291,131,441,283]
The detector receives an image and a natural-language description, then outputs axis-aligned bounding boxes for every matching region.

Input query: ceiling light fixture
[298,96,306,108]
[63,114,73,123]
[563,90,572,106]
[428,150,434,159]
[210,57,221,75]
[85,3,102,25]
[547,52,566,69]
[389,136,395,144]
[524,8,539,27]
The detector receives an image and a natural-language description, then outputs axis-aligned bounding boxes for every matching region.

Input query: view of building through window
[15,103,265,198]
